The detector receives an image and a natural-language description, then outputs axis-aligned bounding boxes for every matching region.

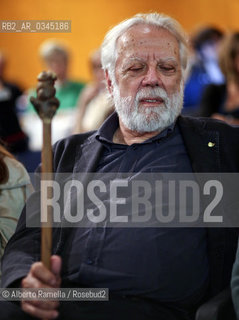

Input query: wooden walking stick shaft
[30,71,59,271]
[41,120,53,270]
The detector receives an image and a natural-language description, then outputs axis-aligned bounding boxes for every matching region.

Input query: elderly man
[1,12,239,320]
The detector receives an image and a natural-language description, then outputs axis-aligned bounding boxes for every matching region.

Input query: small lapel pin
[208,142,215,147]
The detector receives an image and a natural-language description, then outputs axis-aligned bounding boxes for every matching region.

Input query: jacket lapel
[178,116,220,173]
[72,133,104,183]
[178,116,227,296]
[55,133,104,254]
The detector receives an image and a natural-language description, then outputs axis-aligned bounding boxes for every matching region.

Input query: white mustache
[135,88,168,102]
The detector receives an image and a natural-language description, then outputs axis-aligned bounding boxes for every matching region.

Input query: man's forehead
[117,24,178,49]
[116,24,180,64]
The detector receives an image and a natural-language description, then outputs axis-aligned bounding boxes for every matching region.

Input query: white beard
[112,81,184,133]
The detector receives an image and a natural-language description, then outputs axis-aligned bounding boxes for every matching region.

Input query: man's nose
[142,68,162,87]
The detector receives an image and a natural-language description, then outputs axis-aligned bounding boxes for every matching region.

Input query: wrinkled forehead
[116,24,180,60]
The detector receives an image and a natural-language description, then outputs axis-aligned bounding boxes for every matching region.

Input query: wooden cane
[30,71,59,270]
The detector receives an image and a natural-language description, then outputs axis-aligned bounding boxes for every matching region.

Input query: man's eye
[129,66,143,71]
[159,65,175,72]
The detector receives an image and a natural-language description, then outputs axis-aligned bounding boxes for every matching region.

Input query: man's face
[45,53,68,81]
[108,24,184,132]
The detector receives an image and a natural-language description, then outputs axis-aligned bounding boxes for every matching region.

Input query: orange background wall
[1,0,239,89]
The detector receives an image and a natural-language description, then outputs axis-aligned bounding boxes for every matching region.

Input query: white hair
[101,12,188,81]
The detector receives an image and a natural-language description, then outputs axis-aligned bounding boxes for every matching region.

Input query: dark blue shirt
[63,112,208,303]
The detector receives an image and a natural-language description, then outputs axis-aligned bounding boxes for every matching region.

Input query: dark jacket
[2,115,239,299]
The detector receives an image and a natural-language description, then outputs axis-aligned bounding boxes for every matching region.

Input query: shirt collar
[96,111,177,148]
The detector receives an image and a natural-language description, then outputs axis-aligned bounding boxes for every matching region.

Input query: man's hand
[21,255,61,319]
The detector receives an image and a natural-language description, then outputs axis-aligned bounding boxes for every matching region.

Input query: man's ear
[105,70,113,94]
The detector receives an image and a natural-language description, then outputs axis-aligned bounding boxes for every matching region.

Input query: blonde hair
[39,39,69,62]
[218,32,239,83]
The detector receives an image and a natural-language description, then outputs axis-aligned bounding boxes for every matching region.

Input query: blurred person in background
[73,48,113,133]
[199,32,239,125]
[21,40,86,150]
[0,51,28,153]
[29,39,85,111]
[183,26,224,115]
[0,143,32,282]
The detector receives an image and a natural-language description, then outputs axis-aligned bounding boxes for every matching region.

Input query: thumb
[51,255,62,277]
